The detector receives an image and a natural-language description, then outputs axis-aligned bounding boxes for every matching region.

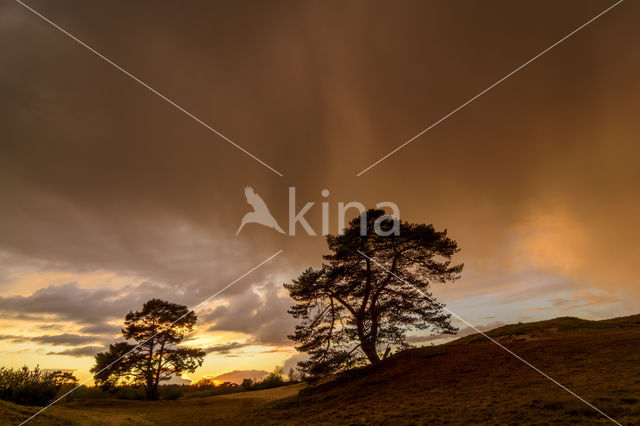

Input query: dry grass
[0,384,306,425]
[250,314,640,425]
[2,315,639,425]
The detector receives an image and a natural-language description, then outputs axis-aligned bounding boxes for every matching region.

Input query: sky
[1,0,639,383]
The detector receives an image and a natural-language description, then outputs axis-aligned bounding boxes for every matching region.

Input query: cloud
[46,345,104,357]
[282,353,308,373]
[260,348,291,354]
[0,282,161,324]
[203,282,297,346]
[209,370,269,385]
[406,321,506,344]
[79,323,121,336]
[0,333,108,346]
[0,277,297,358]
[527,291,618,312]
[202,342,251,355]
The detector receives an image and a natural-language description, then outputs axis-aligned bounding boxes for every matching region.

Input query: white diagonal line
[18,249,283,425]
[356,250,621,425]
[14,0,284,177]
[356,0,623,176]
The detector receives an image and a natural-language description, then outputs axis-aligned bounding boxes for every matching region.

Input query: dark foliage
[251,370,286,390]
[184,380,242,399]
[0,365,77,406]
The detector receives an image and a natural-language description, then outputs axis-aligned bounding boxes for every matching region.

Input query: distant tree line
[0,363,297,407]
[191,366,293,396]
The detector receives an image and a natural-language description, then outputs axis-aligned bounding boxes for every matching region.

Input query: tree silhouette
[285,209,462,376]
[287,367,297,382]
[91,299,205,400]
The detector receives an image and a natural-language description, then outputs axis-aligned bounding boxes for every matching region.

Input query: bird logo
[236,186,285,235]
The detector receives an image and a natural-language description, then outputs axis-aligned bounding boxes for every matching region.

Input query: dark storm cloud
[0,0,639,357]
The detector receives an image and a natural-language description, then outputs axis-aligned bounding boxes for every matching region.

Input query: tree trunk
[382,346,391,360]
[361,340,381,364]
[356,316,381,365]
[146,377,156,400]
[152,339,166,400]
[145,378,159,400]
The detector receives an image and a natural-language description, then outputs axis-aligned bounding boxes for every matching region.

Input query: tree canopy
[285,209,463,376]
[91,299,205,400]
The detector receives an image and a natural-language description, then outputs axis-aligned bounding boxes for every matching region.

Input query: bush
[0,366,78,406]
[183,381,242,399]
[114,386,146,400]
[250,367,286,391]
[252,373,285,390]
[71,384,177,401]
[160,385,184,400]
[68,385,110,401]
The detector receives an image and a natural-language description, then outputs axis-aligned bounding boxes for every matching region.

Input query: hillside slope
[247,314,640,424]
[3,315,638,425]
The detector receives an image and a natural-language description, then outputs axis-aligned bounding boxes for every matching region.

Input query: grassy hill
[3,314,639,424]
[254,314,640,424]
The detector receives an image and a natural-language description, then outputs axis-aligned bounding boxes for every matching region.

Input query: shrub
[114,386,146,400]
[160,385,184,400]
[68,385,110,401]
[0,366,78,406]
[250,368,286,391]
[183,381,242,399]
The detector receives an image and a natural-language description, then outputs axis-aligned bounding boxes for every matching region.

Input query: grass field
[3,314,639,425]
[1,384,307,425]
